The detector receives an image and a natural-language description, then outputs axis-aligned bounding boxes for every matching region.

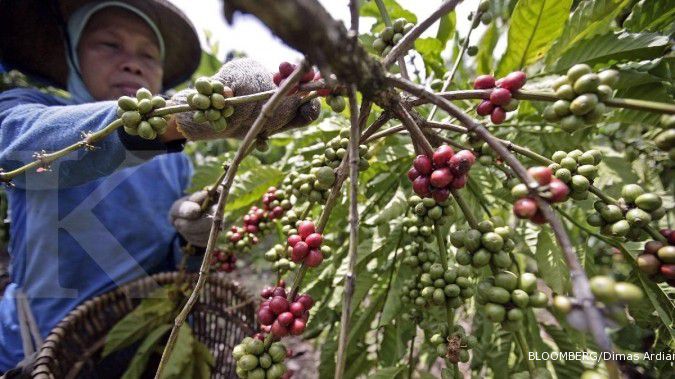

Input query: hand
[169,190,218,248]
[169,58,321,141]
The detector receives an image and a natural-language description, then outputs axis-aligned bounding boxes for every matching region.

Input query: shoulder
[0,88,67,110]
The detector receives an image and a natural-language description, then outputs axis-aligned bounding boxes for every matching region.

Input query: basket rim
[29,271,256,378]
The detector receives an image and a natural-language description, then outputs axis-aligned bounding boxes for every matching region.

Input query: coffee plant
[2,0,674,378]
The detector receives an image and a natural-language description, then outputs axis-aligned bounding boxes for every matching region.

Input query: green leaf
[103,289,175,357]
[414,37,446,77]
[497,0,573,76]
[192,339,214,378]
[360,0,417,24]
[224,164,284,212]
[366,188,407,225]
[121,324,172,379]
[379,324,406,366]
[477,22,499,75]
[436,12,457,47]
[370,366,406,378]
[624,0,675,34]
[551,32,670,73]
[380,261,411,326]
[545,0,631,65]
[319,330,338,378]
[161,325,195,379]
[534,231,569,293]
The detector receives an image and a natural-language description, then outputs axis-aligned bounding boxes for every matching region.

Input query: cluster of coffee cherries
[117,88,169,139]
[232,336,291,379]
[413,263,474,308]
[429,325,477,363]
[408,145,476,200]
[258,285,314,338]
[543,64,618,132]
[225,225,260,254]
[474,71,526,124]
[477,272,548,330]
[450,220,516,269]
[511,166,570,224]
[637,232,675,285]
[272,62,315,94]
[548,149,601,200]
[554,277,643,330]
[657,114,675,158]
[264,244,297,273]
[285,168,331,205]
[287,221,325,267]
[408,195,454,226]
[586,184,664,240]
[372,18,415,57]
[209,249,237,273]
[187,77,235,132]
[402,240,437,270]
[312,130,371,170]
[262,187,292,220]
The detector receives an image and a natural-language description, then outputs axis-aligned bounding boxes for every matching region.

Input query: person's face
[77,8,163,100]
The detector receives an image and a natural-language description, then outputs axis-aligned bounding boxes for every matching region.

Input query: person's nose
[119,52,144,77]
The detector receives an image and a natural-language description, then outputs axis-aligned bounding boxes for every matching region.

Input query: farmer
[0,0,319,373]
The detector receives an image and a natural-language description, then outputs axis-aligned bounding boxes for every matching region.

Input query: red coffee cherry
[413,155,433,175]
[448,150,476,175]
[413,176,432,197]
[548,179,570,203]
[528,166,553,185]
[474,75,496,89]
[297,221,316,239]
[279,62,296,78]
[490,107,506,124]
[305,233,323,248]
[432,188,450,202]
[433,145,455,167]
[287,234,302,247]
[500,71,527,91]
[430,167,454,188]
[270,296,290,315]
[407,167,420,181]
[489,88,512,106]
[476,100,495,116]
[292,241,310,262]
[304,249,324,267]
[514,198,538,219]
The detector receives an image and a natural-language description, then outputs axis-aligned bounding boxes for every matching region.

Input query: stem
[435,223,451,268]
[335,86,361,379]
[0,92,278,184]
[427,2,481,120]
[154,61,310,379]
[407,333,416,379]
[392,103,434,156]
[373,0,410,79]
[514,329,536,376]
[382,0,461,68]
[451,189,479,229]
[386,76,619,374]
[409,89,675,115]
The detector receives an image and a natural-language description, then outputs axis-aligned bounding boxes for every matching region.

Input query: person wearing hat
[0,0,319,373]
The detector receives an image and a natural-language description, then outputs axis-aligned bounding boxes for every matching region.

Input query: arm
[0,88,184,188]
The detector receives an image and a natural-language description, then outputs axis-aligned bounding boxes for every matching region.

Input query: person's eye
[101,41,119,49]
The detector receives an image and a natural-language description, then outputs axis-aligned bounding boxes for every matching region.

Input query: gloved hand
[169,58,321,140]
[169,190,219,248]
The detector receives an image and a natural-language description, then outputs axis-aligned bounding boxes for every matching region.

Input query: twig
[427,1,482,120]
[514,329,536,375]
[385,75,620,376]
[392,103,434,156]
[154,60,310,379]
[382,0,461,68]
[407,333,416,379]
[335,86,361,379]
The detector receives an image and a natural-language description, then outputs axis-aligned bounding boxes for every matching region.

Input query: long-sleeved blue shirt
[0,87,193,371]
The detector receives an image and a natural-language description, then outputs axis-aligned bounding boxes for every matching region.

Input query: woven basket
[28,272,256,379]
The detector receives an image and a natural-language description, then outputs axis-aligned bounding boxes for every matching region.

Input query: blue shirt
[0,88,193,370]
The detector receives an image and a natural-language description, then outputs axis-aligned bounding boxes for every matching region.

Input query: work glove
[169,190,219,248]
[169,58,321,140]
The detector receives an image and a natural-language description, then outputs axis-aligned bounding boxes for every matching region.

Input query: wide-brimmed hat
[0,0,202,89]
